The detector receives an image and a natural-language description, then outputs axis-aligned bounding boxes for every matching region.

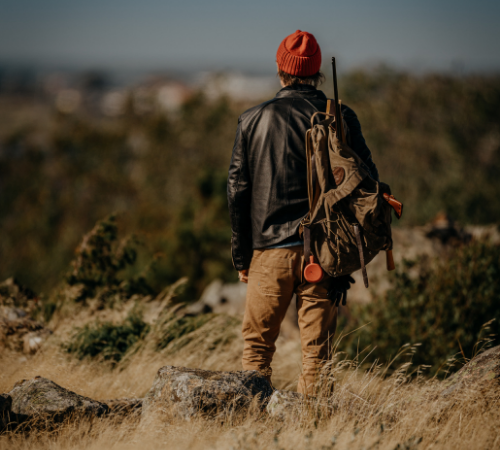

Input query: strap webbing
[311,153,317,193]
[304,148,318,261]
[304,226,311,262]
[353,224,369,288]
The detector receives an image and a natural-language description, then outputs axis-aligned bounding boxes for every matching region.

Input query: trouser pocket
[256,249,294,296]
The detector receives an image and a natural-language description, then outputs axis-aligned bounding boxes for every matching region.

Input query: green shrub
[65,215,158,302]
[65,311,150,363]
[341,240,500,374]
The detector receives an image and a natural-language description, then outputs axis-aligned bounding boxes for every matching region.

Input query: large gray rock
[440,345,500,396]
[266,390,304,419]
[143,366,273,419]
[7,376,109,423]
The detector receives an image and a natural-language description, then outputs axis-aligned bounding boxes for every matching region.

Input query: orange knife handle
[386,250,395,271]
[383,193,403,219]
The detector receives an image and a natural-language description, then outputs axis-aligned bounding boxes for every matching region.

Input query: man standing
[227,30,379,394]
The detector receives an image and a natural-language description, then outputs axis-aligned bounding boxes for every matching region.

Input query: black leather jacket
[227,84,379,271]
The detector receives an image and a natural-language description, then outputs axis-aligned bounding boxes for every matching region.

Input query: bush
[341,239,500,374]
[65,311,150,363]
[65,215,158,302]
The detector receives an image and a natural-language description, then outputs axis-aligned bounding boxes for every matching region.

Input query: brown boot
[259,367,273,389]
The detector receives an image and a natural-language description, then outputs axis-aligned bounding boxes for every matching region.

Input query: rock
[266,390,337,419]
[22,331,50,354]
[143,366,273,419]
[266,390,303,419]
[198,279,247,315]
[0,292,52,355]
[0,314,52,354]
[1,307,27,321]
[0,393,11,413]
[182,301,213,316]
[440,345,500,396]
[7,376,109,423]
[104,398,143,416]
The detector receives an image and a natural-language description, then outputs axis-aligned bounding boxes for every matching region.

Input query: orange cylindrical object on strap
[304,255,324,283]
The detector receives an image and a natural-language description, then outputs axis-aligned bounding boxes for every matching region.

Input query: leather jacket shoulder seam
[239,98,279,141]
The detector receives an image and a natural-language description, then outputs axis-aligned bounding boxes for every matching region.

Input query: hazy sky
[1,0,499,73]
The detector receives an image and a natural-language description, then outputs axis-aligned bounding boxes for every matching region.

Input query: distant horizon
[2,0,499,78]
[0,56,496,79]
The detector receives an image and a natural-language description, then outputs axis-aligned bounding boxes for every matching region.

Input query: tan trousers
[241,246,338,395]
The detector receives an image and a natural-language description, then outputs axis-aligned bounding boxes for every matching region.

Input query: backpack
[300,100,396,285]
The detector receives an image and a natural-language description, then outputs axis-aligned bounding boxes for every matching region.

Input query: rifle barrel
[331,57,342,140]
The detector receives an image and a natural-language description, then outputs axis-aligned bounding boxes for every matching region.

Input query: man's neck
[282,83,316,90]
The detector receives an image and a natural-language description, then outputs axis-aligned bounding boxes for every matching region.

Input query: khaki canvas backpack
[300,102,395,283]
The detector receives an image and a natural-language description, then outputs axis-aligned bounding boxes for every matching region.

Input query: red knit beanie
[276,30,322,77]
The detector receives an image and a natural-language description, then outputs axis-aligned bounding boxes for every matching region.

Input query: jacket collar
[274,84,327,100]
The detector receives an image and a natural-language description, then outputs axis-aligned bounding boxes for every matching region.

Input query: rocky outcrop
[0,311,52,354]
[0,278,52,355]
[7,376,109,423]
[266,390,303,419]
[143,366,273,419]
[440,345,500,396]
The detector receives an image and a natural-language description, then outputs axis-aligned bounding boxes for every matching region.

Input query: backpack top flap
[309,119,368,212]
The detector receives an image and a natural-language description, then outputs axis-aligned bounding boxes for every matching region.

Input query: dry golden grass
[1,303,499,450]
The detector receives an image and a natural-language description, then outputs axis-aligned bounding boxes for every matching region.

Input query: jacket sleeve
[227,117,253,271]
[342,105,380,182]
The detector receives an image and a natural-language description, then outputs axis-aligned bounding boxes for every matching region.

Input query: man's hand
[238,270,249,283]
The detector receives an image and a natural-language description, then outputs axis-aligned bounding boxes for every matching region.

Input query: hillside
[1,68,500,297]
[1,68,500,448]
